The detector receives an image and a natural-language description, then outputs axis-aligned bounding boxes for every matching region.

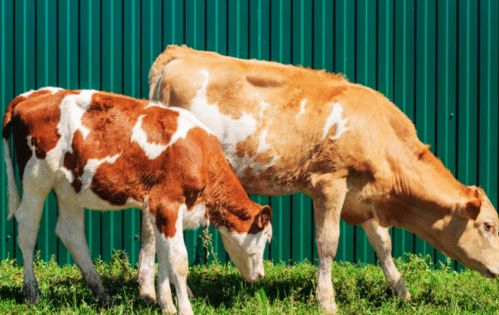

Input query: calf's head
[440,187,499,278]
[218,205,272,282]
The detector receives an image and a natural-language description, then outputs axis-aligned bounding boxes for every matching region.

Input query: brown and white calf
[149,45,499,313]
[2,88,272,314]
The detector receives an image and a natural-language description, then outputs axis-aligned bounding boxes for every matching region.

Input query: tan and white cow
[148,45,499,313]
[2,88,272,315]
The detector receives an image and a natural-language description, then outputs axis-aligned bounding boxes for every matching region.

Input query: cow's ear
[457,199,481,220]
[256,205,272,229]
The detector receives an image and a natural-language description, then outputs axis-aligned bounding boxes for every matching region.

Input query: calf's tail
[3,99,20,219]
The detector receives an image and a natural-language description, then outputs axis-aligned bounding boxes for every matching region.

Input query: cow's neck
[380,147,464,254]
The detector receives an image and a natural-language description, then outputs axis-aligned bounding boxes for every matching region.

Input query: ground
[0,253,498,314]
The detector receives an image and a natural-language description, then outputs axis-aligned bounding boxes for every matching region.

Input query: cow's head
[441,186,499,277]
[218,205,272,282]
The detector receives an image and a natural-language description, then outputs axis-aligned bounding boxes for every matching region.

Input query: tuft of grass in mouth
[0,252,498,314]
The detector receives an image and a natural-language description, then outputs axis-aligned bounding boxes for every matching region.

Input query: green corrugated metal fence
[1,0,498,268]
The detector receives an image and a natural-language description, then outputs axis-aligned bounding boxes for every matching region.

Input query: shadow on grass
[187,271,316,308]
[0,266,317,311]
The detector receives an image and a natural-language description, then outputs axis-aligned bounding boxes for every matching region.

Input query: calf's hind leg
[15,184,50,303]
[15,156,56,303]
[362,219,411,299]
[54,196,110,307]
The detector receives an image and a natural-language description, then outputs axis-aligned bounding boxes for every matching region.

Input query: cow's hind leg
[312,174,347,314]
[362,219,411,300]
[54,196,110,307]
[138,212,157,303]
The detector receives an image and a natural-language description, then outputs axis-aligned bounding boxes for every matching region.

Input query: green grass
[0,253,498,314]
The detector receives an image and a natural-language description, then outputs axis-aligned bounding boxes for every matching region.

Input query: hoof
[319,304,337,314]
[399,290,412,301]
[178,306,194,315]
[141,292,157,305]
[99,292,112,308]
[394,280,411,301]
[318,299,337,315]
[23,282,41,304]
[159,302,177,314]
[187,285,194,299]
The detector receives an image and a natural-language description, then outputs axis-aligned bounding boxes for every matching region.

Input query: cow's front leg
[362,219,411,300]
[151,202,193,315]
[311,175,347,314]
[138,212,157,303]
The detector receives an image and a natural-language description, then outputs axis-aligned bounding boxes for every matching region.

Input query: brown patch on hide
[5,89,78,178]
[5,88,272,240]
[140,106,178,144]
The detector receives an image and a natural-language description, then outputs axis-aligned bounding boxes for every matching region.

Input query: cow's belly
[341,196,375,225]
[53,178,144,211]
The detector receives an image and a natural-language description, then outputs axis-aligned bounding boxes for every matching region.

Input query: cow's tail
[3,98,20,219]
[149,44,184,102]
[149,70,164,102]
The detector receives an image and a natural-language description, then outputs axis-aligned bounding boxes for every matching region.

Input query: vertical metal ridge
[1,0,497,268]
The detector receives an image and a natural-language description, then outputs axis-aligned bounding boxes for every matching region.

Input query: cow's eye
[484,222,493,232]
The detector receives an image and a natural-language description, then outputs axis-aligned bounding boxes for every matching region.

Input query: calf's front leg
[361,219,411,299]
[151,203,193,315]
[311,175,347,314]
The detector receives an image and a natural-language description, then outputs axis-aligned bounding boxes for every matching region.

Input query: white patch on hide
[256,129,271,154]
[296,99,307,120]
[322,102,348,140]
[131,115,168,160]
[80,153,120,189]
[144,101,169,109]
[182,203,208,230]
[46,90,96,174]
[20,86,62,98]
[258,101,269,120]
[189,70,257,171]
[168,107,214,135]
[132,107,213,160]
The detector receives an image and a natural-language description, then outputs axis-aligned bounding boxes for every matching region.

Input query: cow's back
[151,46,415,195]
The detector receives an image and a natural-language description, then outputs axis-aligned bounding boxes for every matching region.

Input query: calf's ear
[256,205,272,229]
[457,199,481,220]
